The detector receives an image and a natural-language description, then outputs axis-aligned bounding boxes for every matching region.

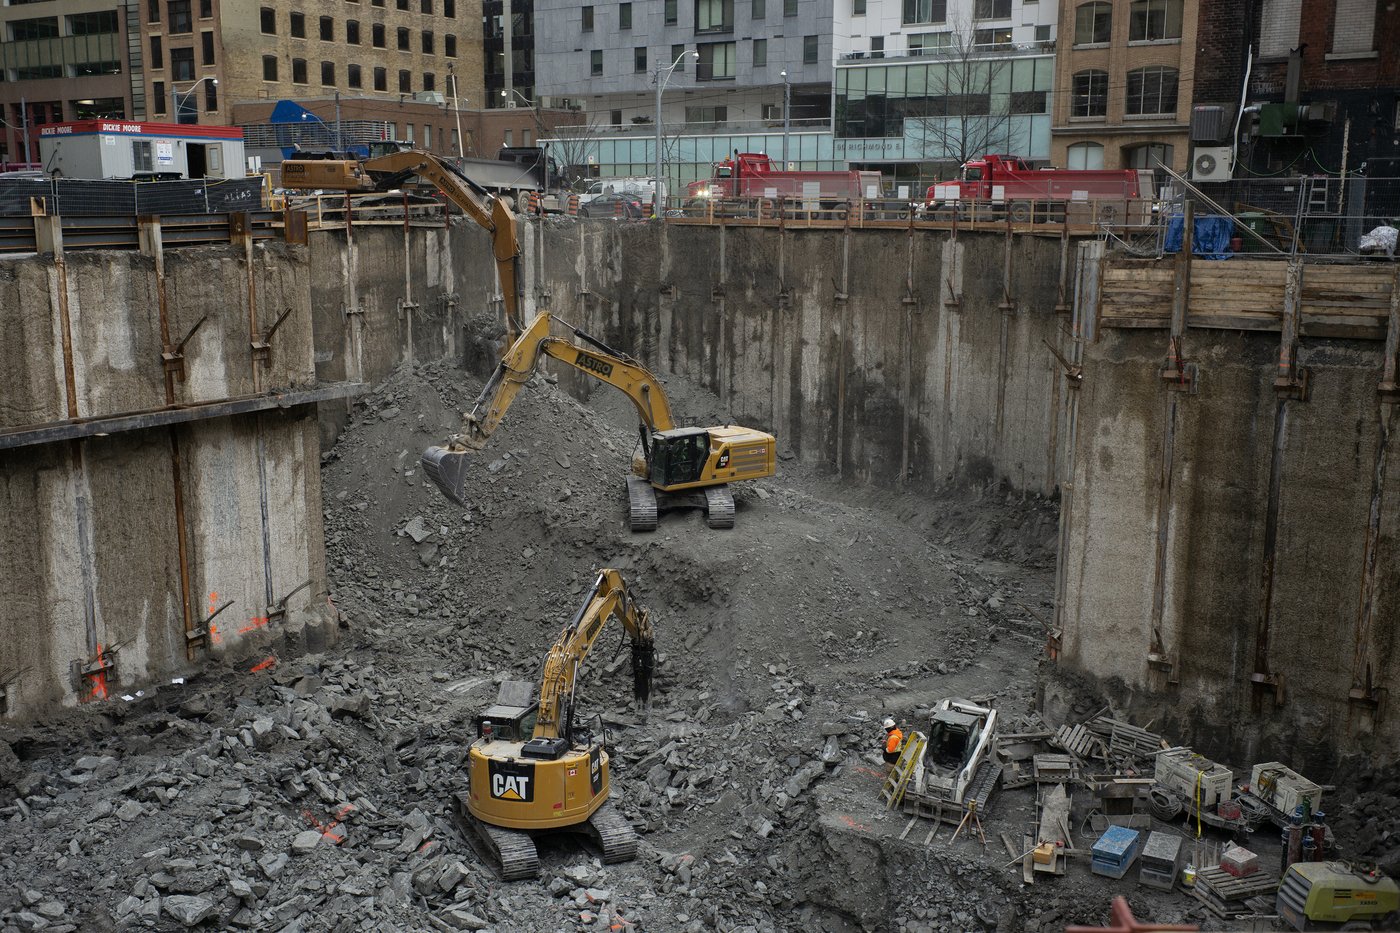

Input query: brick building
[1190,0,1399,180]
[137,0,484,129]
[1050,0,1199,175]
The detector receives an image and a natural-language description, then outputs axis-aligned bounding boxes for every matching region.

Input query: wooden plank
[1023,832,1036,885]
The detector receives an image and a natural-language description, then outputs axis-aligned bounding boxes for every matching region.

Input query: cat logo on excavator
[488,760,534,802]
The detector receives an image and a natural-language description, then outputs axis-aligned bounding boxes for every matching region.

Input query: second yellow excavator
[454,568,655,879]
[422,310,777,529]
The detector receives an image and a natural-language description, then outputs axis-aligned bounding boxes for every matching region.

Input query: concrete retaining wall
[0,236,335,718]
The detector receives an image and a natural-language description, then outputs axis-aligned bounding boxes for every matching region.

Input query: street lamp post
[780,70,791,170]
[171,77,218,125]
[654,49,698,216]
[448,67,466,157]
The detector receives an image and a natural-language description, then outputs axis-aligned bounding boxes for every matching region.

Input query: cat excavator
[420,310,777,529]
[454,569,655,879]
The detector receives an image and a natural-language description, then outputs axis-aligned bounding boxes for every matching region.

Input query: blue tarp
[1164,214,1235,260]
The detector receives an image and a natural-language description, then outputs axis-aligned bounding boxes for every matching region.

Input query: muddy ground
[0,361,1379,932]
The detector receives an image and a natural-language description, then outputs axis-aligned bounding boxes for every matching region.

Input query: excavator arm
[279,148,522,343]
[421,310,676,505]
[534,569,655,742]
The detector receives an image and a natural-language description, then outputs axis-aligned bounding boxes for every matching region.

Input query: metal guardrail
[0,210,281,254]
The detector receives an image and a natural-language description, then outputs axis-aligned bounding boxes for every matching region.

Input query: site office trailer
[37,121,245,180]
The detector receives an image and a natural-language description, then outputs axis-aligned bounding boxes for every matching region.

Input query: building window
[1124,142,1172,173]
[421,0,432,12]
[399,69,411,92]
[170,46,194,79]
[503,129,512,146]
[974,0,1009,18]
[347,20,360,43]
[397,26,409,49]
[853,0,865,12]
[199,0,211,17]
[1071,70,1107,117]
[1126,66,1178,115]
[423,72,435,90]
[591,49,603,75]
[582,5,593,30]
[752,0,764,16]
[1128,0,1182,41]
[260,6,275,33]
[150,36,164,69]
[67,11,118,33]
[168,0,191,33]
[152,82,166,113]
[204,81,217,110]
[444,0,454,16]
[319,16,333,39]
[445,34,456,56]
[396,0,407,9]
[686,105,727,123]
[1067,141,1104,169]
[405,123,414,141]
[422,30,433,52]
[348,64,362,87]
[149,0,160,24]
[374,66,387,90]
[753,37,766,65]
[697,41,736,79]
[372,0,383,7]
[619,2,631,28]
[696,0,733,33]
[424,124,432,147]
[262,55,277,80]
[290,11,305,37]
[201,30,214,63]
[521,128,528,145]
[902,0,945,26]
[672,43,687,69]
[1009,89,1047,113]
[665,0,677,24]
[292,58,307,83]
[1332,0,1376,53]
[784,0,796,15]
[610,110,622,127]
[321,60,335,85]
[133,140,154,172]
[372,23,385,46]
[634,47,647,72]
[908,31,951,54]
[803,34,817,62]
[870,36,883,56]
[974,27,1011,46]
[1074,1,1110,44]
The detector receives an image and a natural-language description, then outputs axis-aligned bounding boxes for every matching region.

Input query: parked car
[578,192,645,219]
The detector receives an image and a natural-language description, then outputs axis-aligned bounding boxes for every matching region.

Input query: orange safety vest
[885,728,904,755]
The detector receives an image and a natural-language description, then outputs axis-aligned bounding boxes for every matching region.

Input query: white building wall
[833,0,1057,59]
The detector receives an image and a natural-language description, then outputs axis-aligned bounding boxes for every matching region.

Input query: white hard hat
[883,718,896,730]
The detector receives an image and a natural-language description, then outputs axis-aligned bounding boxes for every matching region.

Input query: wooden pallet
[1051,723,1108,762]
[1034,753,1081,784]
[1192,867,1279,918]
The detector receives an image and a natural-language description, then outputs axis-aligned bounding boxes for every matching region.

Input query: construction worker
[882,718,904,766]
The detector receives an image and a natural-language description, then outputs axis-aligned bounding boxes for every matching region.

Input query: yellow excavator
[453,569,655,879]
[420,309,777,529]
[278,147,525,344]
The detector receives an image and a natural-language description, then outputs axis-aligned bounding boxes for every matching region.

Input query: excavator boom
[421,310,677,505]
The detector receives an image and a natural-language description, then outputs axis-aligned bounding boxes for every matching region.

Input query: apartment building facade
[1050,0,1198,173]
[1,0,137,165]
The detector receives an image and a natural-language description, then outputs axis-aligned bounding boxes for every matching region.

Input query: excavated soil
[2,360,1370,932]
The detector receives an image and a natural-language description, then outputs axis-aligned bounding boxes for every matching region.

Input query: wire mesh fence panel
[0,177,267,217]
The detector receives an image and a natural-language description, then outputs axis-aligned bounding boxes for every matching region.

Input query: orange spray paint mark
[209,623,222,645]
[838,814,869,832]
[87,644,109,702]
[249,656,277,673]
[207,591,219,614]
[302,808,347,844]
[854,765,887,780]
[238,616,270,635]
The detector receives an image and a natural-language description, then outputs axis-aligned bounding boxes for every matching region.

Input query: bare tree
[546,116,605,190]
[902,9,1020,169]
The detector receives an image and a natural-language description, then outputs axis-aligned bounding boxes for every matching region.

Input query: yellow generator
[1277,862,1400,931]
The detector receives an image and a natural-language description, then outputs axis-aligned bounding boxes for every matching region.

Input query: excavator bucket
[421,446,473,506]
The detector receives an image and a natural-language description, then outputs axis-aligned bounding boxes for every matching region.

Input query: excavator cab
[475,680,539,741]
[650,428,711,488]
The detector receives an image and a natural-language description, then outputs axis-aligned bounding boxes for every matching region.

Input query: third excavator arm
[278,148,525,344]
[420,310,778,530]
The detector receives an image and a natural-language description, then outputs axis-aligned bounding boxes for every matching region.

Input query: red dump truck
[925,154,1157,224]
[687,152,882,215]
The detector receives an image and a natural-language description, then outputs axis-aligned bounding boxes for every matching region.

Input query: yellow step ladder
[881,730,926,810]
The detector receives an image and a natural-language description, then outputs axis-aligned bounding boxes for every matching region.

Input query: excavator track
[451,792,540,880]
[964,761,1002,812]
[586,802,639,863]
[626,476,658,532]
[702,484,736,529]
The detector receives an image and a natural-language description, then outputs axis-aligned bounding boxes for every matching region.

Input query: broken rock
[162,894,216,927]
